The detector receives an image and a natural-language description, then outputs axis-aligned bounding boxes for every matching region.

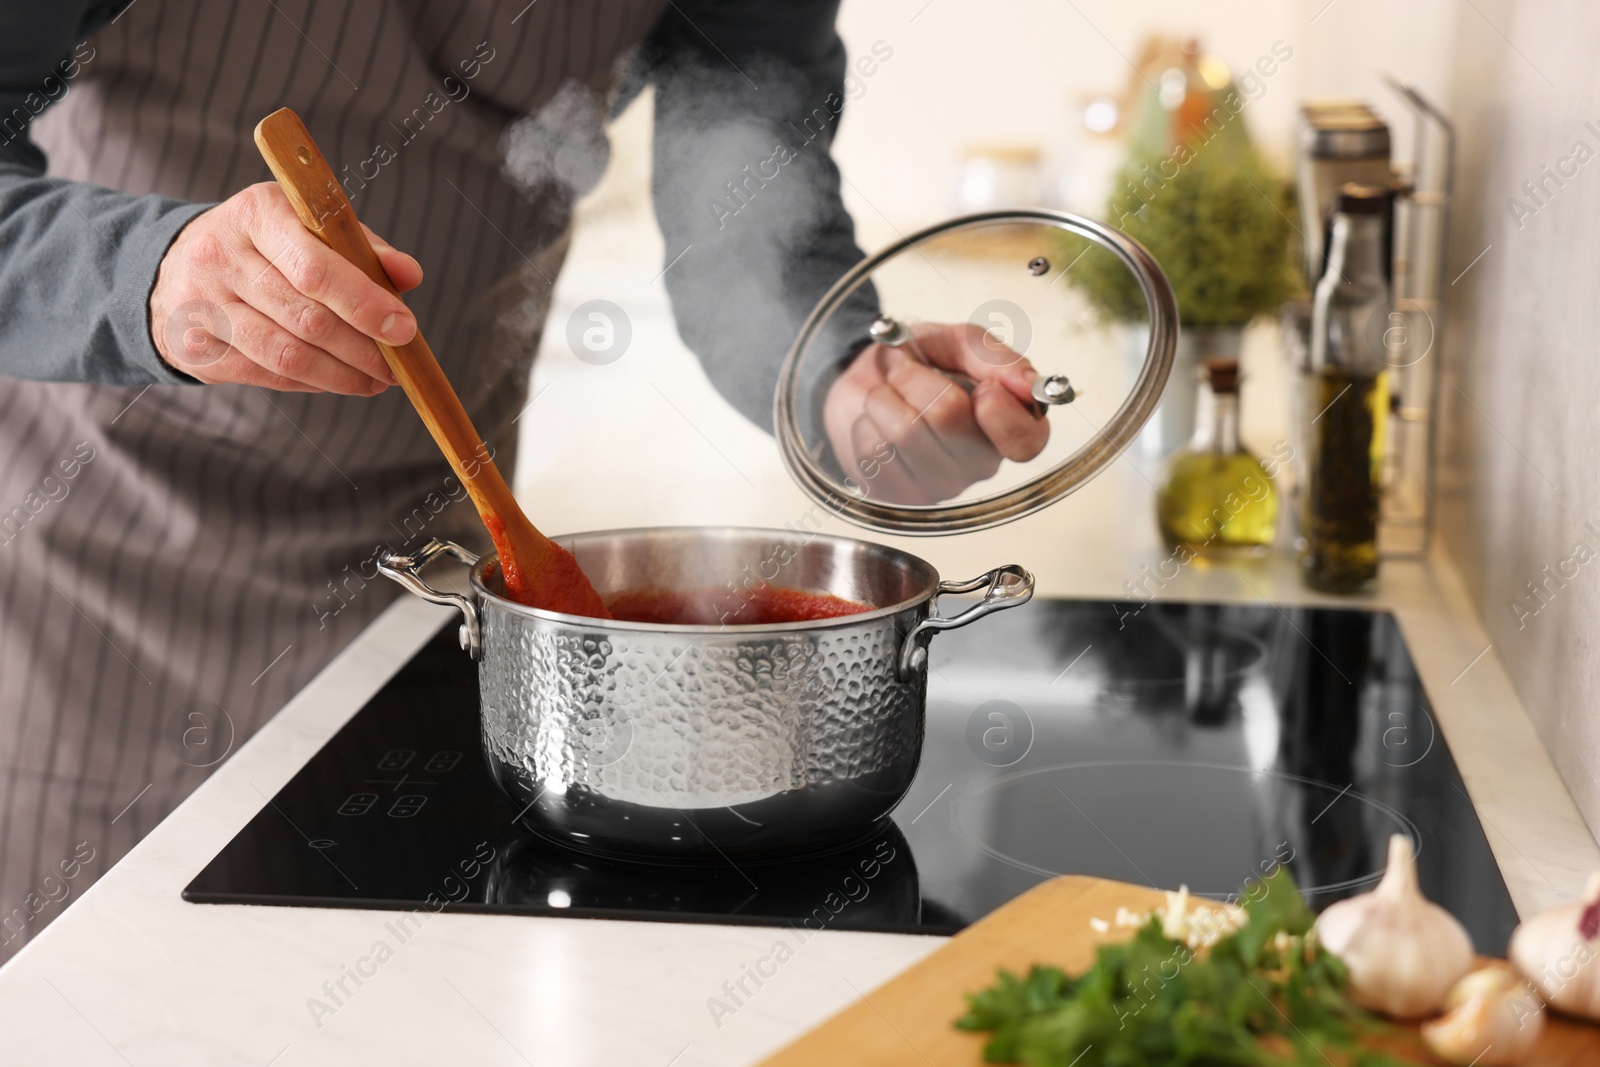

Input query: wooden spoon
[253,107,609,618]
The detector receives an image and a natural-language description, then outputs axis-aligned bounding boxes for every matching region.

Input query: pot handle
[378,539,483,660]
[898,564,1034,680]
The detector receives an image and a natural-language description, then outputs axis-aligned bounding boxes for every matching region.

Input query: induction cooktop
[185,597,1519,952]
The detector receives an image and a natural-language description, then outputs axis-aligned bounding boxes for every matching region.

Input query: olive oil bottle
[1299,185,1392,593]
[1156,358,1278,556]
[1301,365,1387,590]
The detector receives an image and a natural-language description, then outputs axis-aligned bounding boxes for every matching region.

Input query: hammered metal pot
[380,527,1032,858]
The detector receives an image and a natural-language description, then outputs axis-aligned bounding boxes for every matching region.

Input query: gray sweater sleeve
[636,0,878,432]
[0,1,208,386]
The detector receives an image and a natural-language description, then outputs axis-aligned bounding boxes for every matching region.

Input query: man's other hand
[822,322,1050,504]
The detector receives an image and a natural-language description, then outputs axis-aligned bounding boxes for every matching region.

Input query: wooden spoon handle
[253,108,609,617]
[252,107,531,540]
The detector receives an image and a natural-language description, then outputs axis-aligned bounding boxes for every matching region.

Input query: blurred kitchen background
[512,0,1600,839]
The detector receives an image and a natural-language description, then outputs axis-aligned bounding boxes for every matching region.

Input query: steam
[500,80,610,201]
[645,47,866,433]
[494,46,876,435]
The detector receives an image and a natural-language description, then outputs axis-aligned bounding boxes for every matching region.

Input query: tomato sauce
[482,513,613,619]
[606,584,872,626]
[478,510,867,626]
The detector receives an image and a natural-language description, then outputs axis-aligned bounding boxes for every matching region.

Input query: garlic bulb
[1420,963,1545,1066]
[1508,870,1600,1021]
[1312,834,1474,1018]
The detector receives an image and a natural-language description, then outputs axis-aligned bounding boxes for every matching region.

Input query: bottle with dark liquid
[1300,184,1391,593]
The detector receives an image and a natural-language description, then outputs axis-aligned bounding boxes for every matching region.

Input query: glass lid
[775,210,1178,534]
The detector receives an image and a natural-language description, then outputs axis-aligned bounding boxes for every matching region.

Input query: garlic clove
[1161,885,1190,940]
[1508,870,1600,1021]
[1442,961,1519,1011]
[1421,964,1545,1067]
[1312,834,1475,1019]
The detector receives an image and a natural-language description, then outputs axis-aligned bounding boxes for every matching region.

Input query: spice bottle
[1156,357,1278,556]
[1299,184,1391,593]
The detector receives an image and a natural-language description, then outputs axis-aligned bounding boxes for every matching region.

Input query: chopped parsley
[955,869,1418,1066]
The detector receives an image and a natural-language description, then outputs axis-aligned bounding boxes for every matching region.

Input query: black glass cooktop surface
[185,598,1519,951]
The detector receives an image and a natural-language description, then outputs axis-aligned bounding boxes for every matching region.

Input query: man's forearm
[0,0,208,386]
[0,163,206,385]
[641,0,878,432]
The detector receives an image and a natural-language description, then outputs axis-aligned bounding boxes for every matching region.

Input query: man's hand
[150,182,424,394]
[822,322,1050,505]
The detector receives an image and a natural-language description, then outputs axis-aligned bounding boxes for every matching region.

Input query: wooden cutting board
[756,875,1600,1066]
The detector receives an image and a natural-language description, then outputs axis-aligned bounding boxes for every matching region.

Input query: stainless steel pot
[375,210,1179,858]
[380,527,1032,858]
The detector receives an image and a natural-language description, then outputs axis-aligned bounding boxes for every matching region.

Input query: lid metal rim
[774,208,1179,536]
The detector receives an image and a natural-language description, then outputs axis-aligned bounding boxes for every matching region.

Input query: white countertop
[1,450,1595,1065]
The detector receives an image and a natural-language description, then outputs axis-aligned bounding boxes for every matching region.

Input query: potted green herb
[1068,143,1297,456]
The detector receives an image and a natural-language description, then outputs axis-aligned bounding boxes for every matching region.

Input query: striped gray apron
[0,0,665,960]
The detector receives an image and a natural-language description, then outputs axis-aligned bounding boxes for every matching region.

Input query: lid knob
[867,315,912,347]
[1031,374,1078,406]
